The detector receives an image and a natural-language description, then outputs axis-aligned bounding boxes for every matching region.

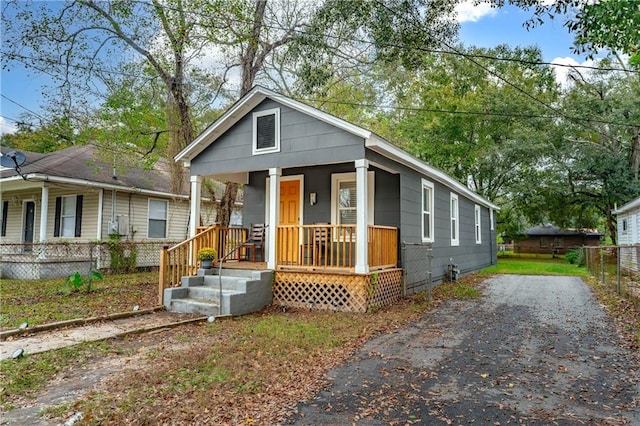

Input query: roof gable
[175,86,371,164]
[613,196,640,214]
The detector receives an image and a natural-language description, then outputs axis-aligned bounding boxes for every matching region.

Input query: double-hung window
[421,179,434,242]
[148,199,168,238]
[450,193,459,246]
[474,205,481,244]
[252,108,280,155]
[54,195,83,238]
[330,172,374,231]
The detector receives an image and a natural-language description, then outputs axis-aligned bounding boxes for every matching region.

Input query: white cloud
[455,1,498,23]
[0,116,17,135]
[550,56,597,90]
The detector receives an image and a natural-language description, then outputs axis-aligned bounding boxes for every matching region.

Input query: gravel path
[289,275,640,425]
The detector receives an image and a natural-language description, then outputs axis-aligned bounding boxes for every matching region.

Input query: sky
[0,1,594,136]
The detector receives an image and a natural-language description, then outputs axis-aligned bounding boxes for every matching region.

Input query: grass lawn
[0,272,160,330]
[481,257,588,276]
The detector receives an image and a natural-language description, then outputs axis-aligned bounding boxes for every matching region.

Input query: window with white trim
[252,108,280,154]
[622,218,628,233]
[450,193,459,246]
[148,199,168,238]
[474,205,482,244]
[421,179,434,242]
[60,195,77,237]
[330,172,374,227]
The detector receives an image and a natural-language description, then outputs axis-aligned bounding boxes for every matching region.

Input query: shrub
[565,248,584,266]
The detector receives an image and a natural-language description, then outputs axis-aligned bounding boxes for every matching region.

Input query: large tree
[2,0,462,227]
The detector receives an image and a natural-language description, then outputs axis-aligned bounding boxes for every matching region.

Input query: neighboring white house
[613,197,640,272]
[1,144,192,244]
[0,144,194,278]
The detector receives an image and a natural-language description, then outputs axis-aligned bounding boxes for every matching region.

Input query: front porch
[158,224,402,313]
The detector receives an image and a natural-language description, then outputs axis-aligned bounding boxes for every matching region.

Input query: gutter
[2,174,189,200]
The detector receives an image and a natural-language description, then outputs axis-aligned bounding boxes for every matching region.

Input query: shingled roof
[1,144,189,197]
[524,224,602,237]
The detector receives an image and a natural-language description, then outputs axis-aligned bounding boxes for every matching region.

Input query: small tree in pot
[197,247,217,269]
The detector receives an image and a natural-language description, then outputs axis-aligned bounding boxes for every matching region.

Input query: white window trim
[450,193,459,247]
[490,208,494,231]
[60,195,77,238]
[330,171,374,230]
[474,204,482,244]
[147,198,168,239]
[252,108,280,155]
[421,179,434,243]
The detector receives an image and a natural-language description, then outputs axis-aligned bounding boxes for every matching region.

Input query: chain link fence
[402,242,433,298]
[1,241,181,280]
[582,245,640,303]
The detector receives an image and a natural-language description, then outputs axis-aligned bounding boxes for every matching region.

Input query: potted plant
[197,247,217,269]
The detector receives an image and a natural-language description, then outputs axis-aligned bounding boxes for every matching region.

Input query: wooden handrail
[158,225,247,304]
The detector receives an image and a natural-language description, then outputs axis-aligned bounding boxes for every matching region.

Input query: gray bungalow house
[164,86,499,313]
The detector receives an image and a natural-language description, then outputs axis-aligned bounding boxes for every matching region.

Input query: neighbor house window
[450,193,459,246]
[330,172,374,228]
[252,108,280,155]
[622,218,628,233]
[474,205,481,244]
[148,199,168,238]
[421,179,434,242]
[54,195,83,238]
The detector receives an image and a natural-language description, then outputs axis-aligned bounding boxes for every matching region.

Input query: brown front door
[279,180,300,263]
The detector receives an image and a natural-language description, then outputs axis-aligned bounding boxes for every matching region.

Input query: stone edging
[0,306,167,341]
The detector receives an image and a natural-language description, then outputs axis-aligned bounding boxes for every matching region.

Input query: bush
[565,249,584,266]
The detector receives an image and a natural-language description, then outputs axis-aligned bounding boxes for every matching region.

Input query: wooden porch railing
[276,224,398,271]
[158,226,247,303]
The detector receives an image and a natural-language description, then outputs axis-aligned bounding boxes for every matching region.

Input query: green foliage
[565,249,585,266]
[197,247,217,261]
[58,270,103,295]
[481,257,587,276]
[106,237,138,273]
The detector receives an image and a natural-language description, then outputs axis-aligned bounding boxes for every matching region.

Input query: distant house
[0,144,192,278]
[515,225,602,255]
[613,197,640,272]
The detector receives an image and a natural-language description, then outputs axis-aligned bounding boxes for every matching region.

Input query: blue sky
[0,1,591,135]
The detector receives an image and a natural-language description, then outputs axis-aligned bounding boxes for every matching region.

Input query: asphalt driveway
[288,275,639,425]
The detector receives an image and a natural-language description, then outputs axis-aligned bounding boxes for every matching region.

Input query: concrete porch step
[169,298,221,316]
[164,268,274,317]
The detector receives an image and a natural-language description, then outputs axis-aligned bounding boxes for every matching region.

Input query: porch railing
[276,224,398,271]
[158,226,247,303]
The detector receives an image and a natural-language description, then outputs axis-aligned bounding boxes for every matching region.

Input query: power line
[0,94,45,120]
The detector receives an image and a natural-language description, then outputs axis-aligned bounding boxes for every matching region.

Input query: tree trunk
[217,0,268,228]
[606,208,617,246]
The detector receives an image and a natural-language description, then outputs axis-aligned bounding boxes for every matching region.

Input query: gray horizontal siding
[191,99,365,177]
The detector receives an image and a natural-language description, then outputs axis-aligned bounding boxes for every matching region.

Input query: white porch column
[267,167,281,269]
[355,159,369,274]
[39,186,49,242]
[189,175,203,238]
[97,189,104,240]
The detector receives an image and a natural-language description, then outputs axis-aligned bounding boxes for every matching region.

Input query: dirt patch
[1,322,208,425]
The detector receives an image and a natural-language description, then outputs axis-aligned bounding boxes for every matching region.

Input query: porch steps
[163,268,273,317]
